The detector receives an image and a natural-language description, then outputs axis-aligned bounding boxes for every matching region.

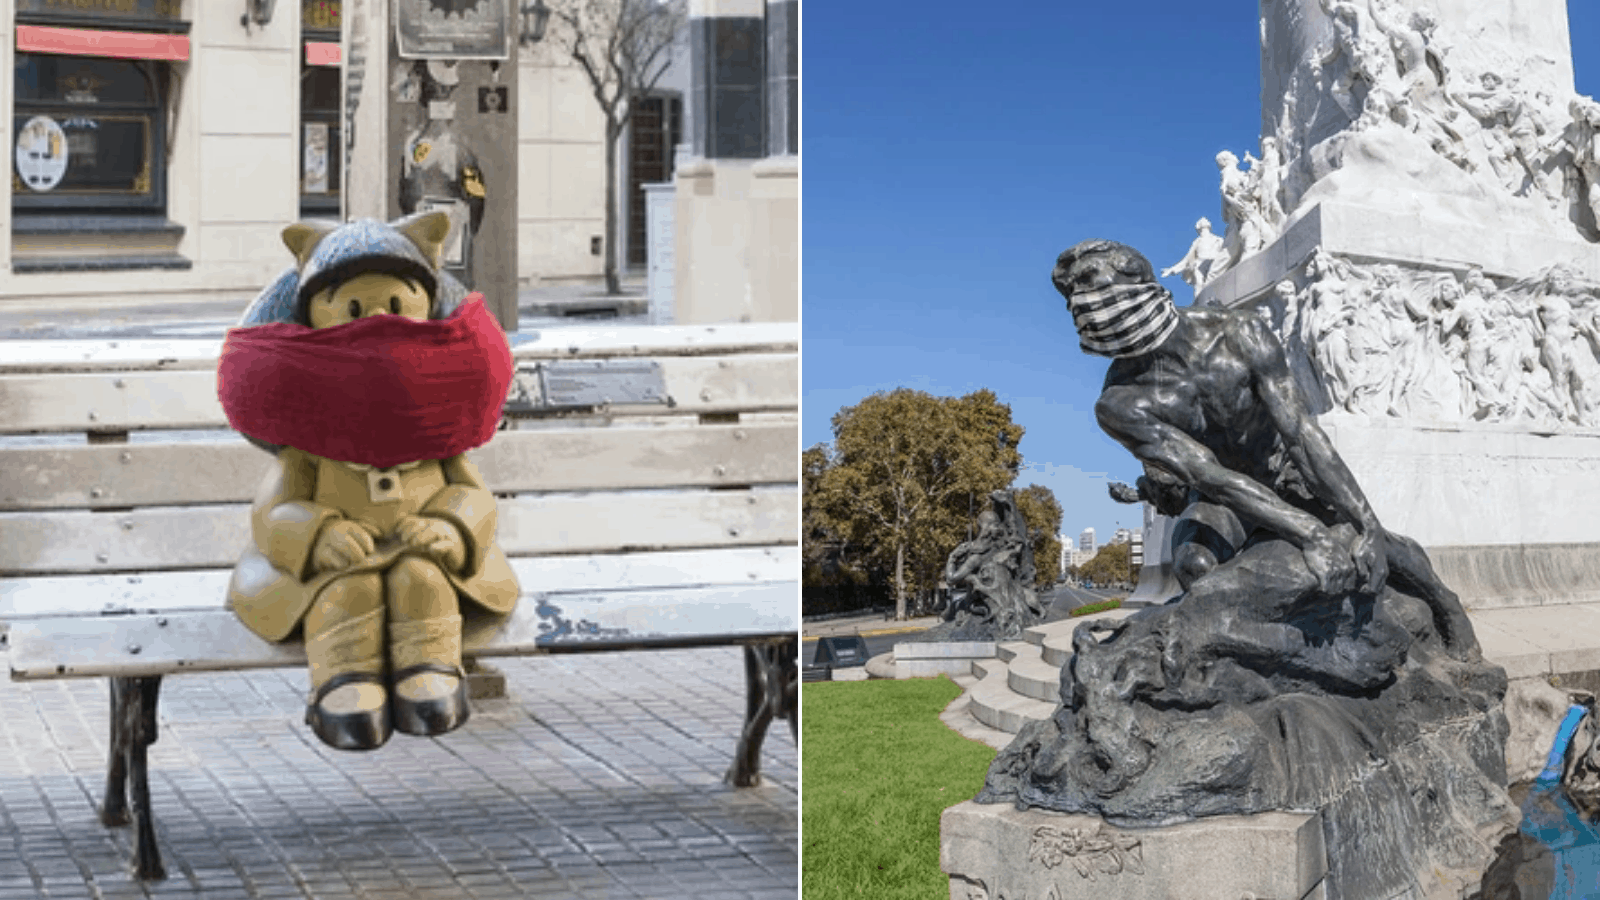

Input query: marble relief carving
[1028,825,1144,881]
[1280,250,1600,426]
[1193,0,1600,281]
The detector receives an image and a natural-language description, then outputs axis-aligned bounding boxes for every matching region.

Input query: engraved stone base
[941,802,1327,900]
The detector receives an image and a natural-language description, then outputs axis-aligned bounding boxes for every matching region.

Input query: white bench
[0,322,799,880]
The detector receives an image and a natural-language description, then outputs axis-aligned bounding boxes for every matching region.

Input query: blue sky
[802,2,1600,544]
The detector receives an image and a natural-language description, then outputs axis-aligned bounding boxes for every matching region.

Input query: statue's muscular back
[1096,308,1287,486]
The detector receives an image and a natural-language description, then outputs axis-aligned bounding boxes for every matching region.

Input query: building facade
[0,0,688,310]
[671,0,796,323]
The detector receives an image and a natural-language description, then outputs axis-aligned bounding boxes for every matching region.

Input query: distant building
[1079,528,1096,554]
[1109,527,1134,545]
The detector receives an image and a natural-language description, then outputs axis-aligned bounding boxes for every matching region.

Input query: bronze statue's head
[1051,240,1177,359]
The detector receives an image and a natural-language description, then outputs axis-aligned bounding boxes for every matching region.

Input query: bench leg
[100,678,130,828]
[101,676,167,881]
[725,638,797,788]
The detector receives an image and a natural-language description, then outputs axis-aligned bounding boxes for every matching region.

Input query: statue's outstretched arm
[1239,316,1387,593]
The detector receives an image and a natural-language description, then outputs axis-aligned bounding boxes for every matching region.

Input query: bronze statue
[976,240,1513,899]
[939,491,1044,641]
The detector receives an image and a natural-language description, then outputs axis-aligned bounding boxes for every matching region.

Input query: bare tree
[546,0,687,295]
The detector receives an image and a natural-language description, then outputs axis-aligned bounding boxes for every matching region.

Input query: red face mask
[217,295,513,468]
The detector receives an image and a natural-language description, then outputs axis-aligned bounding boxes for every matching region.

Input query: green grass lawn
[802,676,999,899]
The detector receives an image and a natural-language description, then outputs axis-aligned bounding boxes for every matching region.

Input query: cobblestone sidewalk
[0,650,797,899]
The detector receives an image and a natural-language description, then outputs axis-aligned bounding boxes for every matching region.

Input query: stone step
[967,657,1056,734]
[971,656,1007,682]
[1041,630,1075,668]
[994,640,1033,664]
[939,687,1016,751]
[1007,650,1065,703]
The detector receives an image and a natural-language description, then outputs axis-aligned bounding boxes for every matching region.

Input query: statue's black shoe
[305,672,391,751]
[391,663,471,736]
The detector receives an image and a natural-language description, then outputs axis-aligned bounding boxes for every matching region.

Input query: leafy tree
[813,389,1022,620]
[803,444,866,587]
[544,0,687,295]
[1013,484,1063,588]
[1078,541,1137,589]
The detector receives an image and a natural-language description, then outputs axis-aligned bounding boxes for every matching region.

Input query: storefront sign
[17,25,190,60]
[15,116,69,192]
[395,0,510,60]
[17,0,183,23]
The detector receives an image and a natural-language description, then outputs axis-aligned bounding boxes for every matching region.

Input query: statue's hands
[312,519,383,574]
[1351,528,1388,596]
[1108,482,1142,504]
[1301,523,1359,595]
[397,515,467,574]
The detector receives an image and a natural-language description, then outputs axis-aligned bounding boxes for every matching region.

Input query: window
[301,0,342,216]
[12,54,166,212]
[299,65,342,215]
[628,94,682,267]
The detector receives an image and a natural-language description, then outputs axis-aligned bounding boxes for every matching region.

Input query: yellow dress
[227,446,519,642]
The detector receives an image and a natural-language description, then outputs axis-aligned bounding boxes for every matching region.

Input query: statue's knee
[1173,543,1219,590]
[311,573,383,622]
[385,555,449,597]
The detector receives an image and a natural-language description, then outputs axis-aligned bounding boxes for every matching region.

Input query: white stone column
[1186,0,1600,607]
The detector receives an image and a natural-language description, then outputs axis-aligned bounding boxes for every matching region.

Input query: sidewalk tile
[0,649,795,899]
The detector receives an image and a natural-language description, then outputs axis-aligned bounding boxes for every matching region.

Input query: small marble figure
[1160,217,1229,289]
[1568,96,1600,231]
[1437,270,1503,417]
[1217,150,1269,261]
[1454,71,1556,201]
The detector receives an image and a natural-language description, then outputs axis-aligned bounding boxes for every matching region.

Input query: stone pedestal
[1175,0,1600,612]
[1128,506,1180,607]
[891,641,995,679]
[942,802,1327,900]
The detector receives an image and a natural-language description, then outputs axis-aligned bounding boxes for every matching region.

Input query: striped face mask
[1067,282,1179,358]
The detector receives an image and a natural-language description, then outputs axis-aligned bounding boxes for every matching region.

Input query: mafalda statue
[216,212,518,752]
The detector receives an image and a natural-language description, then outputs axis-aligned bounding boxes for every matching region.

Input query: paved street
[0,650,797,899]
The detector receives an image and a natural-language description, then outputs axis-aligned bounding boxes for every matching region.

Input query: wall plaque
[395,0,510,60]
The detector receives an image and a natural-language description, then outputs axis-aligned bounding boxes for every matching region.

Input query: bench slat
[0,324,798,373]
[0,422,796,510]
[0,354,797,432]
[0,489,798,575]
[1,546,799,620]
[7,581,799,679]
